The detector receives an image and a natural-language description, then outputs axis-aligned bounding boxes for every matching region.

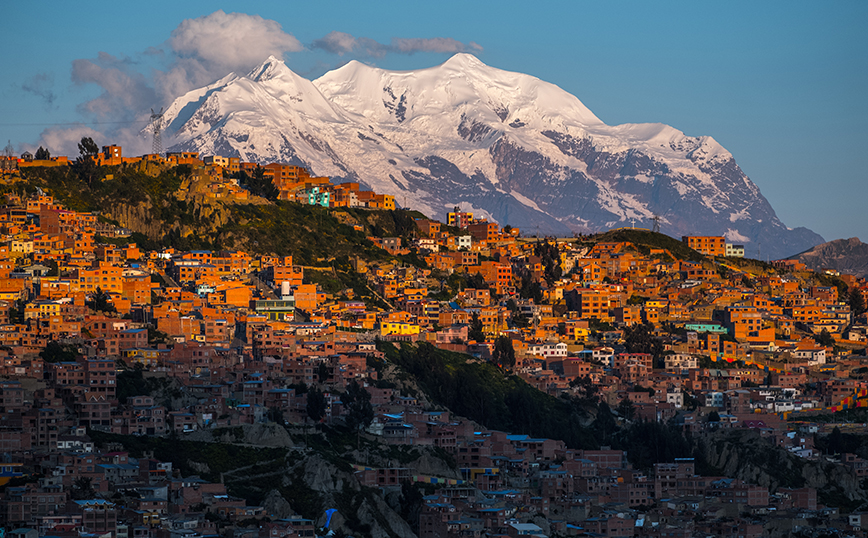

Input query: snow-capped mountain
[163,53,823,259]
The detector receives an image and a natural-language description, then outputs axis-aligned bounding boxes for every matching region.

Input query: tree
[87,287,116,313]
[342,380,374,448]
[534,238,563,285]
[570,375,599,404]
[707,411,721,423]
[616,397,636,421]
[35,146,50,160]
[591,401,618,444]
[317,362,330,384]
[814,329,835,347]
[492,335,516,370]
[78,137,99,157]
[624,323,664,361]
[468,311,485,342]
[40,341,78,363]
[517,268,542,303]
[306,386,327,423]
[627,294,645,306]
[266,406,285,424]
[71,476,96,500]
[464,272,488,290]
[827,426,844,455]
[342,380,374,432]
[234,168,278,201]
[9,300,25,324]
[849,288,866,317]
[75,136,99,185]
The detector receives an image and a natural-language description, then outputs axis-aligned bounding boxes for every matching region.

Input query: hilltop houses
[0,144,865,537]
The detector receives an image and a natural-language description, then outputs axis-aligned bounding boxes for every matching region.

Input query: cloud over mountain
[311,31,482,57]
[32,11,479,158]
[158,54,824,259]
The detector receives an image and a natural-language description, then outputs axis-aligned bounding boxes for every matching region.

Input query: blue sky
[2,1,866,245]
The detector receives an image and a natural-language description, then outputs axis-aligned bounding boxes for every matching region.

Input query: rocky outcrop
[791,237,868,277]
[183,423,295,447]
[288,455,417,538]
[262,489,294,519]
[697,429,868,504]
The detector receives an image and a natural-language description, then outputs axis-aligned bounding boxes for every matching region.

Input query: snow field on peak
[314,54,603,129]
[157,53,823,257]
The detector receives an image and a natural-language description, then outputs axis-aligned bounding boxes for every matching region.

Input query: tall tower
[148,108,164,155]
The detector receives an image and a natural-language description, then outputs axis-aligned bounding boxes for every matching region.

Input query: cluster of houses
[2,146,394,211]
[0,149,867,538]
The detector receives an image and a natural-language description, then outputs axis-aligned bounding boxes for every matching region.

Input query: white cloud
[40,10,304,156]
[72,52,157,118]
[31,11,482,157]
[391,37,481,54]
[311,31,358,56]
[311,31,483,57]
[167,10,302,91]
[33,125,103,157]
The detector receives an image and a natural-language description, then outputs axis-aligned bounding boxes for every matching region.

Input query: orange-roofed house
[78,262,124,294]
[682,236,725,257]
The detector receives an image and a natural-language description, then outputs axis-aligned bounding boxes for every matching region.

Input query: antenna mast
[149,107,164,155]
[651,214,661,233]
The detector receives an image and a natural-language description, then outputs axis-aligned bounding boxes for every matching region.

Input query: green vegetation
[623,323,664,363]
[849,287,866,317]
[232,169,277,201]
[86,287,117,313]
[812,272,850,298]
[225,202,388,265]
[39,341,78,363]
[17,164,426,268]
[342,380,375,432]
[378,341,599,449]
[338,207,427,240]
[116,367,174,402]
[88,431,289,484]
[533,238,563,285]
[720,255,779,275]
[306,386,328,423]
[590,229,706,262]
[611,421,694,471]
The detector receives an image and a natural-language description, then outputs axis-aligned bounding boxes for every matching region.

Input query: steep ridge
[791,237,868,277]
[163,54,823,259]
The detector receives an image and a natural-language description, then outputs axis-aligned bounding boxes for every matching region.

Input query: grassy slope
[14,164,427,268]
[590,229,706,262]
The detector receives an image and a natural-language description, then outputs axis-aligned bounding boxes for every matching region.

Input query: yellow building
[380,322,421,337]
[24,300,61,320]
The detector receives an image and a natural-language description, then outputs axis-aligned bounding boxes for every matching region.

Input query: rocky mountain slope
[162,54,823,259]
[791,237,868,277]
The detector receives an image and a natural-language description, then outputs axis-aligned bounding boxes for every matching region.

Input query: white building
[664,354,698,373]
[725,243,745,257]
[528,342,568,359]
[705,392,724,408]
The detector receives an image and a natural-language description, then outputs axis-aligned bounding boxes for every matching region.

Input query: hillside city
[0,143,867,538]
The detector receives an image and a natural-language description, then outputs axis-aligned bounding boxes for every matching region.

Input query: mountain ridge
[162,54,823,259]
[790,237,868,277]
